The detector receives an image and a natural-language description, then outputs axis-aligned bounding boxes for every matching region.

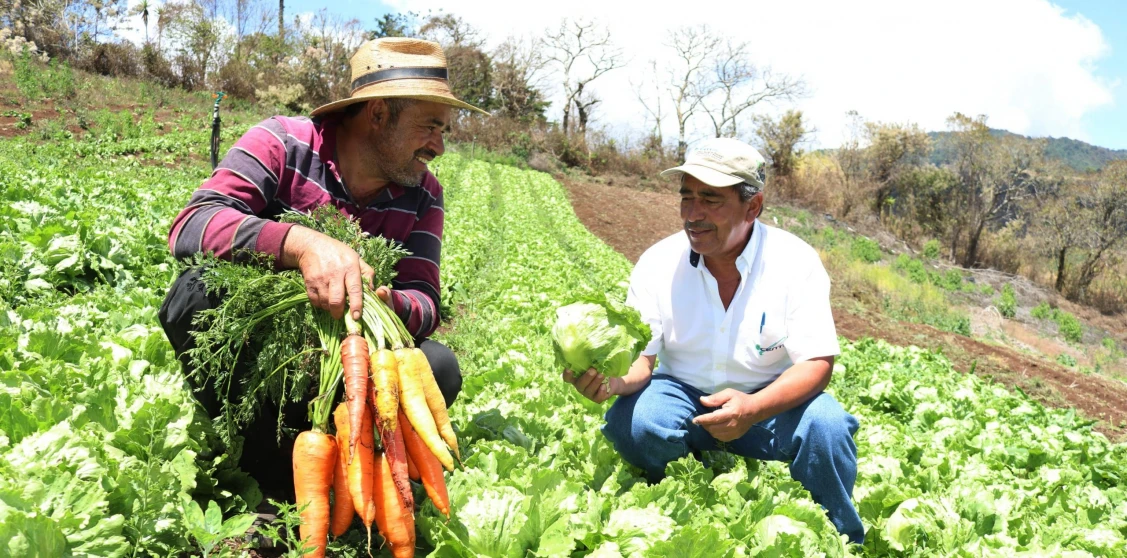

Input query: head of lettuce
[551,295,652,378]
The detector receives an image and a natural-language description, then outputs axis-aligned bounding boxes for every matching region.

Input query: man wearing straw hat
[159,37,486,495]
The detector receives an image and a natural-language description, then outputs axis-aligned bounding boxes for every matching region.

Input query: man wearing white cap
[563,138,864,544]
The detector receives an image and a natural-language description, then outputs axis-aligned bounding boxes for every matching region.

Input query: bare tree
[419,13,482,48]
[491,35,549,122]
[573,88,601,133]
[664,25,719,159]
[700,38,803,138]
[542,18,624,135]
[835,110,867,218]
[632,59,665,145]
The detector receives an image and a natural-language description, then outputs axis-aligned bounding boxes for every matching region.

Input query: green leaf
[204,500,223,536]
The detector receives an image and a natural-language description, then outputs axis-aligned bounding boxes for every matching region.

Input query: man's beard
[371,125,428,188]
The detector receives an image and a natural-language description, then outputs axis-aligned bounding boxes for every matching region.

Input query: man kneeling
[562,138,864,544]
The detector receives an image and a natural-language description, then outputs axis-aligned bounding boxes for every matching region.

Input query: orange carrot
[330,404,355,537]
[374,449,416,558]
[293,431,337,557]
[383,410,414,509]
[395,348,454,471]
[399,409,450,517]
[406,450,420,481]
[341,333,370,459]
[349,403,378,545]
[401,347,460,462]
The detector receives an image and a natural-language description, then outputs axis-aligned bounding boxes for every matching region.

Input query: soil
[560,174,1127,442]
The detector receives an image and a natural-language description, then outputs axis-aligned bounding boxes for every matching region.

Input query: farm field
[0,122,1125,556]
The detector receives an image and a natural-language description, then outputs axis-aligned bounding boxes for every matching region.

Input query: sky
[124,0,1127,150]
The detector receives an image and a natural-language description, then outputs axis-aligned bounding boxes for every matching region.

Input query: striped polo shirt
[168,115,443,338]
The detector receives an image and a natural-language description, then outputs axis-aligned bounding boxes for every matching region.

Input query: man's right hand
[281,226,375,320]
[562,368,623,404]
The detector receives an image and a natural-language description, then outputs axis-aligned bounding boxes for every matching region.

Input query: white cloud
[385,0,1113,148]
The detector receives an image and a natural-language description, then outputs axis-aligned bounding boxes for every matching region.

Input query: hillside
[928,129,1127,172]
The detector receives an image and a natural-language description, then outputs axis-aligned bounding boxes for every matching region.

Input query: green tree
[945,113,1042,267]
[864,121,930,220]
[420,15,493,111]
[369,12,417,39]
[755,109,807,183]
[1069,161,1127,301]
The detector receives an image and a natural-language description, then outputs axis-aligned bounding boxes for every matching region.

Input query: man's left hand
[692,389,766,442]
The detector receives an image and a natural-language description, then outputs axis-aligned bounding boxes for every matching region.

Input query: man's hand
[692,389,767,442]
[374,285,393,308]
[562,368,625,404]
[282,226,375,320]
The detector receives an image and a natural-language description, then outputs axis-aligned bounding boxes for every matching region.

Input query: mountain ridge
[927,129,1127,172]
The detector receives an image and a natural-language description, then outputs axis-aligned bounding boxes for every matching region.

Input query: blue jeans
[602,375,864,544]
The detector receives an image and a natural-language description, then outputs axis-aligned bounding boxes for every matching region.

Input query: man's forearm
[749,357,833,421]
[620,354,657,393]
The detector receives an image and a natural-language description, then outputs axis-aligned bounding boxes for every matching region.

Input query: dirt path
[561,176,1127,442]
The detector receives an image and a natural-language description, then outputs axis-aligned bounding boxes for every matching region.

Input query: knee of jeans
[804,395,858,444]
[604,400,685,453]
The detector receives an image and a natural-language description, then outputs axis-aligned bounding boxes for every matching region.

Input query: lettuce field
[0,125,1125,556]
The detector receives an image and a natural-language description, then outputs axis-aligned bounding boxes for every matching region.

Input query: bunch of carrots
[186,208,455,556]
[293,290,458,558]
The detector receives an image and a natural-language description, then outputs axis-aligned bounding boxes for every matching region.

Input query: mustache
[684,221,715,231]
[415,148,438,160]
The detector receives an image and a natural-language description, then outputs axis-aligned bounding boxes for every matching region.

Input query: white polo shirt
[627,221,840,394]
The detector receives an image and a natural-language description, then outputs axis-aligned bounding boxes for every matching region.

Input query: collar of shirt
[687,220,763,284]
[630,220,821,394]
[315,115,405,208]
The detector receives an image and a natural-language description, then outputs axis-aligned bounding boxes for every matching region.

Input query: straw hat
[310,37,489,117]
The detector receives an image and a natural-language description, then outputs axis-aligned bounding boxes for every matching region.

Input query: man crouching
[562,138,864,544]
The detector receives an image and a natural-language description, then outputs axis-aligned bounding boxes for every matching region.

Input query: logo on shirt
[755,335,788,356]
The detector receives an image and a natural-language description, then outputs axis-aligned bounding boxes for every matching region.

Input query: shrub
[922,239,941,260]
[998,284,1016,318]
[819,227,840,249]
[217,60,258,101]
[1054,311,1083,343]
[933,269,963,291]
[1056,353,1077,367]
[89,109,143,141]
[77,42,140,78]
[11,47,75,100]
[1103,337,1118,351]
[850,237,882,263]
[1031,302,1053,320]
[141,45,179,89]
[893,254,927,284]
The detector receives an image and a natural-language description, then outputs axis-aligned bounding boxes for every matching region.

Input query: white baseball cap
[660,137,767,190]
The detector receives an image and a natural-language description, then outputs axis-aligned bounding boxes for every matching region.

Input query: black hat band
[351,67,448,92]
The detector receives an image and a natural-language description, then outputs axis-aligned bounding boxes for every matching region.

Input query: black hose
[210,92,226,170]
